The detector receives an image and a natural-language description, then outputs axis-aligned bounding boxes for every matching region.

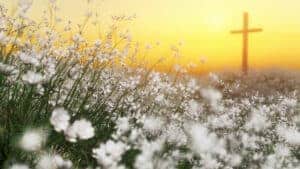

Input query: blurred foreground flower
[50,107,70,132]
[65,119,95,142]
[36,154,72,169]
[19,129,46,152]
[9,164,29,169]
[22,71,44,84]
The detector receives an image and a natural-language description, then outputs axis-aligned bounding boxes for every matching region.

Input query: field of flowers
[0,1,300,169]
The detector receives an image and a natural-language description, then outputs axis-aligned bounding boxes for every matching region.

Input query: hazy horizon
[2,0,300,73]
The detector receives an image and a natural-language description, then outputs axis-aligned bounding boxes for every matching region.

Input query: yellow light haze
[2,0,300,72]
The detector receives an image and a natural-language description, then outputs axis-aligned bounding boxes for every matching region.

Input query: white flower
[53,155,73,169]
[0,62,16,75]
[200,88,223,111]
[36,155,55,169]
[18,0,33,18]
[72,34,84,43]
[19,52,40,66]
[134,139,164,169]
[277,125,300,145]
[142,116,165,134]
[19,129,46,152]
[9,164,29,169]
[94,39,102,47]
[0,31,8,44]
[261,144,290,169]
[18,0,32,10]
[36,154,72,169]
[93,140,128,168]
[187,123,226,156]
[164,123,187,146]
[65,119,95,142]
[229,154,242,167]
[200,154,222,169]
[22,71,44,84]
[294,115,300,128]
[241,133,259,149]
[116,117,130,134]
[187,79,198,91]
[187,99,202,116]
[50,107,70,132]
[245,108,271,132]
[155,94,164,103]
[281,97,297,108]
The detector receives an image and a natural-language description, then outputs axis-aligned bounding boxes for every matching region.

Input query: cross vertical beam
[243,13,249,75]
[231,12,263,75]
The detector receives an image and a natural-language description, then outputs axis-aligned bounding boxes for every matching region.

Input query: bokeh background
[2,0,300,73]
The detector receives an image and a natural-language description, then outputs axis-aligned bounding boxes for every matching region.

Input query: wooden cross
[231,12,263,75]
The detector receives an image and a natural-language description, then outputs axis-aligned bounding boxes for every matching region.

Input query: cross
[231,12,263,75]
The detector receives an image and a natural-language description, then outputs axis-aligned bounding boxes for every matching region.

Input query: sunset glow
[3,0,300,72]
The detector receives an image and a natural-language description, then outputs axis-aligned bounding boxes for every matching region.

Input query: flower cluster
[0,1,299,169]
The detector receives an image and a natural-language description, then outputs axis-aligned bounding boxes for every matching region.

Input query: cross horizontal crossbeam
[231,28,263,34]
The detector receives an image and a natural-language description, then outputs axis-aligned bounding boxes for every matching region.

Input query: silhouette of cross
[231,12,263,75]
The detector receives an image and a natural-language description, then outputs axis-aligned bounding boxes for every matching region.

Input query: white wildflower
[209,114,236,129]
[9,164,29,169]
[201,88,222,104]
[18,0,33,17]
[229,154,242,167]
[93,140,128,168]
[142,115,165,134]
[36,154,72,169]
[187,99,202,116]
[294,115,300,128]
[281,97,297,108]
[134,139,164,169]
[261,144,290,169]
[22,71,44,84]
[187,123,226,156]
[241,133,259,149]
[200,154,222,169]
[155,94,165,103]
[72,34,84,43]
[36,154,55,169]
[19,129,46,152]
[94,39,102,47]
[65,119,95,142]
[116,117,130,134]
[0,63,16,75]
[0,31,8,44]
[200,88,223,111]
[277,125,300,145]
[187,78,199,91]
[164,123,187,146]
[50,107,70,132]
[53,155,73,169]
[19,52,40,66]
[245,108,271,132]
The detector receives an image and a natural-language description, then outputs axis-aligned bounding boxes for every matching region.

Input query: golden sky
[2,0,300,72]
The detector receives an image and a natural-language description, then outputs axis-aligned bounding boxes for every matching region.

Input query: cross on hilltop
[231,12,263,75]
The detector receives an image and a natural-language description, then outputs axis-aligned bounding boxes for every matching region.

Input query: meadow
[0,1,300,169]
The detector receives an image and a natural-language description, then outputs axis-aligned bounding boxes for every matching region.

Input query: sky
[2,0,300,72]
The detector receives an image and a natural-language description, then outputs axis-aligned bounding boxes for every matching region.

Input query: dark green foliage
[121,149,141,169]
